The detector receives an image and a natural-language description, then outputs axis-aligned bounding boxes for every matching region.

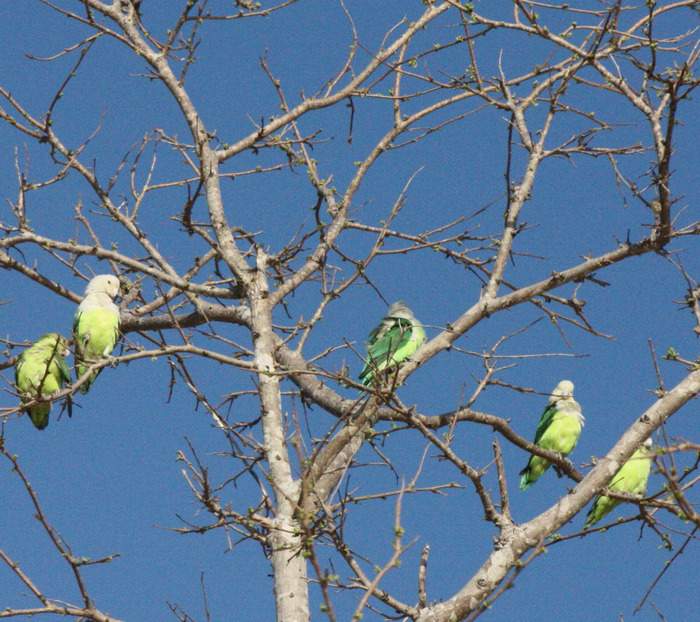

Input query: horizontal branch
[1,234,239,299]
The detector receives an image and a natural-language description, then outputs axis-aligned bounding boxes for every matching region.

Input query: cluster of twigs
[1,1,699,621]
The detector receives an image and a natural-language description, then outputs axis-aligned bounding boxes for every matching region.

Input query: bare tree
[1,1,699,621]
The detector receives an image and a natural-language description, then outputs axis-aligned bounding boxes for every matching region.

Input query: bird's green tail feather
[77,363,97,394]
[28,404,49,430]
[519,469,533,491]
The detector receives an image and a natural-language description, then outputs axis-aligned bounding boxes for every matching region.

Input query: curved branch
[417,368,700,622]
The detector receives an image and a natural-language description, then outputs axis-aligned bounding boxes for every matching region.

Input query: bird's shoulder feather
[533,402,558,444]
[367,318,412,358]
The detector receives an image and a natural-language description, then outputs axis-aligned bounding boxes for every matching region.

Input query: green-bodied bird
[584,437,653,528]
[519,379,584,491]
[359,301,426,386]
[73,274,121,394]
[15,333,71,430]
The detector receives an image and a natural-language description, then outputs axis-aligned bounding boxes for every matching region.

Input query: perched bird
[519,379,584,491]
[15,333,71,430]
[359,301,426,386]
[584,437,654,528]
[73,274,121,394]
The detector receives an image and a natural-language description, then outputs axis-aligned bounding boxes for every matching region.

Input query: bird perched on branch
[359,301,426,387]
[73,274,121,394]
[584,437,653,528]
[519,379,584,490]
[15,333,71,430]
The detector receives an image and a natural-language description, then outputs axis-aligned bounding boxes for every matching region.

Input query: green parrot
[584,437,653,528]
[359,301,426,386]
[15,333,71,430]
[519,379,584,490]
[73,274,121,394]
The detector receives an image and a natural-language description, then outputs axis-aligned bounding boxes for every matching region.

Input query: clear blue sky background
[1,2,698,621]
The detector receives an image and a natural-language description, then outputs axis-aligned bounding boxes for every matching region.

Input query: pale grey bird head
[549,379,574,403]
[642,437,653,449]
[85,274,120,299]
[386,300,416,321]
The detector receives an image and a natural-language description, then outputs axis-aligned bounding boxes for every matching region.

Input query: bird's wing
[72,311,86,349]
[367,319,412,364]
[532,402,558,445]
[14,349,27,388]
[55,353,71,385]
[366,318,389,345]
[360,318,413,382]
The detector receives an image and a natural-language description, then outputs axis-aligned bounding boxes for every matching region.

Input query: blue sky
[1,2,699,621]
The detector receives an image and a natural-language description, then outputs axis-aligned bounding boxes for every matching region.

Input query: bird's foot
[553,456,573,478]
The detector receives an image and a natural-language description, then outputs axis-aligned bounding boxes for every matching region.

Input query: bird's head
[85,274,121,299]
[642,437,653,449]
[549,379,574,402]
[37,333,70,356]
[386,300,414,320]
[57,335,70,357]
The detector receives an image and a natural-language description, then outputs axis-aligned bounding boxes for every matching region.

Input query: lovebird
[584,437,653,527]
[519,379,585,490]
[359,301,426,386]
[73,274,121,393]
[15,333,71,430]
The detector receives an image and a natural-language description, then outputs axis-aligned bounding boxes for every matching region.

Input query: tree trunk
[250,249,309,622]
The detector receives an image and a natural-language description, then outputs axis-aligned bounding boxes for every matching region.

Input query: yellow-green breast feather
[74,296,120,393]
